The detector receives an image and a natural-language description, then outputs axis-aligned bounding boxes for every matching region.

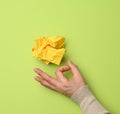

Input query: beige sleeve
[71,85,110,114]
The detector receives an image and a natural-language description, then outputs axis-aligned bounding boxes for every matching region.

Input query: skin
[34,60,86,97]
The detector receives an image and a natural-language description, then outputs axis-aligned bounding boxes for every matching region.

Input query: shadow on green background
[0,0,120,114]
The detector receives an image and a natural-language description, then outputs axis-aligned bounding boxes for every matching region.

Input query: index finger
[67,60,82,78]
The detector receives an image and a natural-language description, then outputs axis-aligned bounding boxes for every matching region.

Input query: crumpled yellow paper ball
[32,36,66,65]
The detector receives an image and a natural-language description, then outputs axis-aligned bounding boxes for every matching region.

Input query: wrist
[71,85,93,104]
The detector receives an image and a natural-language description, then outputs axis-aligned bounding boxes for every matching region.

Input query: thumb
[67,60,82,78]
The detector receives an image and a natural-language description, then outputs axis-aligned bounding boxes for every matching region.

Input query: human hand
[34,60,86,97]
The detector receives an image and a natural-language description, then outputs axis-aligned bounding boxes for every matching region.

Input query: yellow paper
[32,36,66,65]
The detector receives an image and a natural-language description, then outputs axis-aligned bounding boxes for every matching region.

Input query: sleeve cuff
[71,85,110,114]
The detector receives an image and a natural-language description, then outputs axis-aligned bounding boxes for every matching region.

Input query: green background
[0,0,120,114]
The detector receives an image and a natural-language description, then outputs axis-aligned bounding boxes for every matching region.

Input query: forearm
[71,85,110,114]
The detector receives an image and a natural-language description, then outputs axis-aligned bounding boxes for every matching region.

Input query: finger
[35,76,58,91]
[34,68,58,86]
[56,66,70,82]
[67,60,82,77]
